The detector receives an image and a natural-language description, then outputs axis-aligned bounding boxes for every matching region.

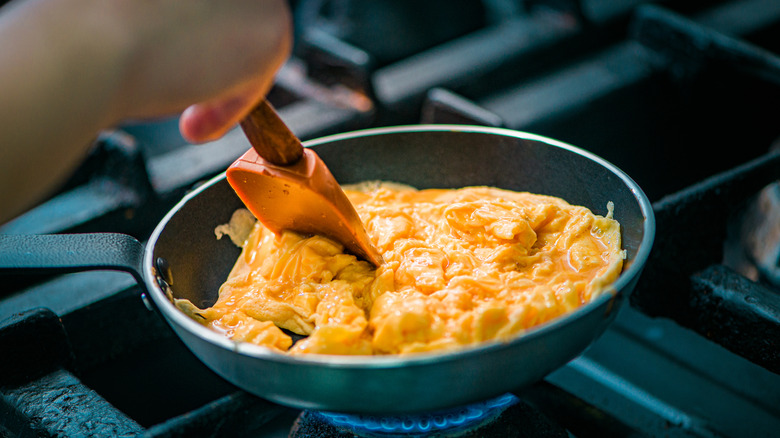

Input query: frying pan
[0,125,655,414]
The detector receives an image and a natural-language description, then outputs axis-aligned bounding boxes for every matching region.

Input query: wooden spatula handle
[240,99,303,166]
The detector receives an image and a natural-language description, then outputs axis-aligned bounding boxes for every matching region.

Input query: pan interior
[152,127,650,338]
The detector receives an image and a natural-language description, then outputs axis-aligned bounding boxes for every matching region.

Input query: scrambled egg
[177,183,624,355]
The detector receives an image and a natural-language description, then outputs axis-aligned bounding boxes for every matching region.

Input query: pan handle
[0,233,145,287]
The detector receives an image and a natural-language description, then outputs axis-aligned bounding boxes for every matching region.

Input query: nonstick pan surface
[142,125,655,414]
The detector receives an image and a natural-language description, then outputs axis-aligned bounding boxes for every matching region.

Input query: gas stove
[1,0,779,437]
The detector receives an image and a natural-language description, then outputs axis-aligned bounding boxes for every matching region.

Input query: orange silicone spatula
[226,99,383,267]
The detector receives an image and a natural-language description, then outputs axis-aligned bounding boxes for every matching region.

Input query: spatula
[226,99,383,267]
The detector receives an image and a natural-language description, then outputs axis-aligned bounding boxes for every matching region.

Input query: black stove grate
[2,0,780,437]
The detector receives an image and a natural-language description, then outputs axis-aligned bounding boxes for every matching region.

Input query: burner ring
[317,393,519,436]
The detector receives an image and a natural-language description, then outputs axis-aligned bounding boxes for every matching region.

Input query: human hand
[0,0,291,223]
[110,0,293,143]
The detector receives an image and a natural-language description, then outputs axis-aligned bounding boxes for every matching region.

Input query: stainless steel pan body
[1,125,654,414]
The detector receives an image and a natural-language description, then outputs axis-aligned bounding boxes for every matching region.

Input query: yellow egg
[179,183,623,356]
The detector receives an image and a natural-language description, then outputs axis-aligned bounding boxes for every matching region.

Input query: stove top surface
[2,0,780,436]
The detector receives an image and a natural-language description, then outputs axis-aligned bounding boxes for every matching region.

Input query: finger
[179,95,249,143]
[179,68,278,143]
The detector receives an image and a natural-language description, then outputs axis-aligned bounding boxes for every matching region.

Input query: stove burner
[290,392,569,437]
[738,181,780,287]
[317,393,518,436]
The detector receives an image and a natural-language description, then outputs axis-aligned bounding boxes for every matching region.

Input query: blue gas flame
[317,393,519,436]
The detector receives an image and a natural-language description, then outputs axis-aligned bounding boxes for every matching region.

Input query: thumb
[179,84,265,144]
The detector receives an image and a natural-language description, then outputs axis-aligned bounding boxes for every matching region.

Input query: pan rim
[143,124,655,368]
